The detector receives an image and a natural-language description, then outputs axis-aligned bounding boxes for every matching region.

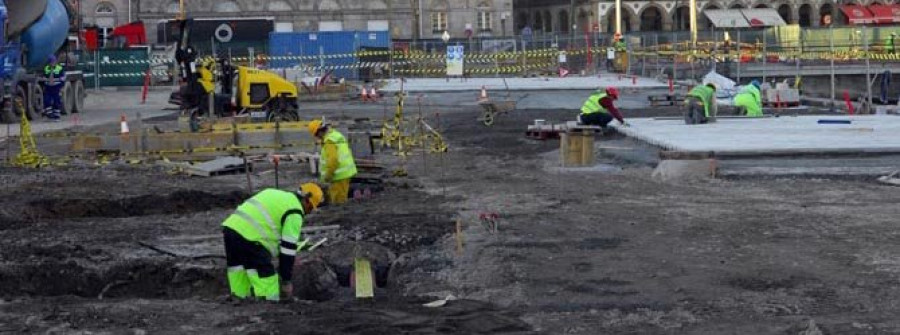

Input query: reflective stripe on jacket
[222,189,305,257]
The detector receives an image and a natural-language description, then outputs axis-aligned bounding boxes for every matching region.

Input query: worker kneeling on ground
[222,183,324,301]
[578,87,628,128]
[308,120,358,205]
[733,80,762,117]
[684,83,718,125]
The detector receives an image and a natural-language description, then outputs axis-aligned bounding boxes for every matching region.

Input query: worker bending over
[222,183,324,301]
[684,83,718,125]
[578,87,627,128]
[733,80,762,117]
[308,120,358,205]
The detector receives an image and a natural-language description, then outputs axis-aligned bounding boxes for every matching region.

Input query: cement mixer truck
[0,0,86,123]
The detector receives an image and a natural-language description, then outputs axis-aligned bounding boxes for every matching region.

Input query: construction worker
[578,87,627,128]
[733,80,762,117]
[613,33,626,52]
[308,120,357,205]
[888,32,897,54]
[684,83,718,125]
[42,55,65,121]
[222,183,324,301]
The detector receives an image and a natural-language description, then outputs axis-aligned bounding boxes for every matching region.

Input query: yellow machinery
[169,19,300,122]
[236,66,298,115]
[174,58,300,122]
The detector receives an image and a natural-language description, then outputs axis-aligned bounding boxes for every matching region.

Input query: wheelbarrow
[477,99,517,126]
[475,78,526,126]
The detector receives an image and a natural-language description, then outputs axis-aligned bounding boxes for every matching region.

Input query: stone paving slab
[381,76,668,92]
[612,115,900,154]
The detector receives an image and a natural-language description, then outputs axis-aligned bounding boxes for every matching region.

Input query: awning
[740,8,787,27]
[867,4,900,24]
[704,9,751,28]
[840,4,876,25]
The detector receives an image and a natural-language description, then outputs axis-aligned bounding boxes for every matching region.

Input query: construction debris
[878,171,900,186]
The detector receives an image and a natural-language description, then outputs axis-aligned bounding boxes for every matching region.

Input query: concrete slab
[611,115,900,155]
[381,76,667,93]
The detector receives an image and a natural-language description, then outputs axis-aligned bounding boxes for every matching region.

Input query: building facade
[127,0,513,44]
[79,0,131,29]
[513,0,889,35]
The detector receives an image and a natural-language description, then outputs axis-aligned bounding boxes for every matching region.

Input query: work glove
[620,121,631,128]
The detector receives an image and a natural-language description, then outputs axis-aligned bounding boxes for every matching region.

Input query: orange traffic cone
[478,86,489,102]
[120,114,129,134]
[360,86,370,102]
[369,87,379,102]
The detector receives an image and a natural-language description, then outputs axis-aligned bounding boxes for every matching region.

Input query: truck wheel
[17,86,39,120]
[1,99,19,123]
[63,82,75,115]
[73,81,85,113]
[267,109,299,122]
[31,85,44,119]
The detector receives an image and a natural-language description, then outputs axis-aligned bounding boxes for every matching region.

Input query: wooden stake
[455,218,463,255]
[242,153,253,192]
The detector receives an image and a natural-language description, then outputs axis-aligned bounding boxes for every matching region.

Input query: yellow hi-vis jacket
[222,189,305,258]
[319,129,358,183]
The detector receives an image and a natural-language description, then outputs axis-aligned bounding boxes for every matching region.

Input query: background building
[513,0,881,35]
[131,0,514,44]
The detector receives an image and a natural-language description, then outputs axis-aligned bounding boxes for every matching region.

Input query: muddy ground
[2,100,900,334]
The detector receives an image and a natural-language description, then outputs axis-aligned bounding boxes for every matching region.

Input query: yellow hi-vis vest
[581,92,609,115]
[319,129,358,182]
[222,189,305,257]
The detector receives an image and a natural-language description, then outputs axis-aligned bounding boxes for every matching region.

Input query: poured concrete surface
[381,76,668,92]
[612,115,900,154]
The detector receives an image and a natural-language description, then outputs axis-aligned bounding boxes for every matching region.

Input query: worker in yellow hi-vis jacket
[308,120,358,205]
[222,183,324,301]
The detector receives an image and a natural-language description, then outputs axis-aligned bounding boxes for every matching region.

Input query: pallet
[763,101,801,107]
[525,129,561,140]
[648,93,685,107]
[525,122,603,140]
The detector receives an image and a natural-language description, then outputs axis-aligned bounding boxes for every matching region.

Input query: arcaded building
[513,0,888,34]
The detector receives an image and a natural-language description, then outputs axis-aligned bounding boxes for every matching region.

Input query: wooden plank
[581,131,594,165]
[354,258,375,299]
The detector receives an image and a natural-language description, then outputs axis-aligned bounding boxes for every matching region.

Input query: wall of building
[514,0,895,35]
[80,0,131,28]
[136,0,515,44]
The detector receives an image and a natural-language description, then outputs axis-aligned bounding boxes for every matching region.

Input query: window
[213,1,240,13]
[367,20,389,31]
[165,1,180,14]
[319,21,343,31]
[96,2,114,14]
[95,2,116,31]
[431,12,447,33]
[268,1,292,11]
[477,11,492,31]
